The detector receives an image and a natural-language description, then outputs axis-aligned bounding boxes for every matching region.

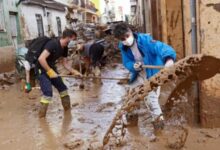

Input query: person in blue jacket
[113,23,176,131]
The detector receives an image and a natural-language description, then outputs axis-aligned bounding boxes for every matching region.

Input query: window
[56,17,62,37]
[9,12,18,48]
[9,13,18,37]
[0,1,5,31]
[35,14,44,37]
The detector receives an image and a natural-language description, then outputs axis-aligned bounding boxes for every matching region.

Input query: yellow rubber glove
[47,68,58,78]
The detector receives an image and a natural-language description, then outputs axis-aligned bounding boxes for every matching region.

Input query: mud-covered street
[1,64,220,150]
[1,0,220,149]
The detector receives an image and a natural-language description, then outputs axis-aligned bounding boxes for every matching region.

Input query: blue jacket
[119,33,176,81]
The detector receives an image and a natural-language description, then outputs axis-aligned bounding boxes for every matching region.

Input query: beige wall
[198,0,220,128]
[0,46,15,73]
[165,0,184,60]
[158,0,220,127]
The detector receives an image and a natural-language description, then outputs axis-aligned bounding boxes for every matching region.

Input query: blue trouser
[38,72,68,103]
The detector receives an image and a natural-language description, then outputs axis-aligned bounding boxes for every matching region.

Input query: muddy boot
[39,103,48,118]
[92,66,101,77]
[61,95,71,111]
[124,111,138,127]
[152,115,164,135]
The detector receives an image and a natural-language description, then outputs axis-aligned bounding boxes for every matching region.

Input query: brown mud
[1,57,220,149]
[103,54,220,148]
[0,72,16,90]
[0,47,15,73]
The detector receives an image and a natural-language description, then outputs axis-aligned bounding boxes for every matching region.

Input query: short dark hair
[113,23,130,39]
[62,29,77,38]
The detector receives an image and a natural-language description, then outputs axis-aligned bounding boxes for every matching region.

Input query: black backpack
[25,36,51,65]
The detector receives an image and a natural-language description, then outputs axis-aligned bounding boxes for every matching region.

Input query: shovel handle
[142,65,164,69]
[60,75,129,81]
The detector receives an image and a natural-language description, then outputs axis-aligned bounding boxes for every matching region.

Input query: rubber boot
[125,112,138,127]
[152,115,164,135]
[61,95,71,111]
[39,103,48,118]
[124,108,139,127]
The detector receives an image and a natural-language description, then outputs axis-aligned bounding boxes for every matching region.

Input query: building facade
[132,0,220,128]
[0,0,23,73]
[67,0,99,24]
[19,0,67,40]
[100,0,129,24]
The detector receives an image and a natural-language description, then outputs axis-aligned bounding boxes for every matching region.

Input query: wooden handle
[60,75,129,81]
[142,65,164,69]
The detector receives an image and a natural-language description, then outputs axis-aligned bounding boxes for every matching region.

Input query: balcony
[85,1,98,13]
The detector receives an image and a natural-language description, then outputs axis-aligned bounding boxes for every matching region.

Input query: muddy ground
[0,64,220,150]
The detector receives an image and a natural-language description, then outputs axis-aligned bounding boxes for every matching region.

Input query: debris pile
[64,139,84,150]
[57,23,121,75]
[72,23,98,40]
[96,102,116,112]
[102,54,220,146]
[166,126,188,149]
[0,72,16,90]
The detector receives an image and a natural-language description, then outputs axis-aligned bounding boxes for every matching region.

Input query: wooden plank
[196,0,201,54]
[159,0,168,43]
[151,0,161,40]
[182,0,193,56]
[165,0,184,60]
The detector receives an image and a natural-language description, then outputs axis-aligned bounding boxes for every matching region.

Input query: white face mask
[122,34,134,46]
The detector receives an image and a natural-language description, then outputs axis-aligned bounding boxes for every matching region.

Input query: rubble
[0,72,16,90]
[65,6,123,76]
[102,54,220,146]
[166,126,188,149]
[88,141,103,150]
[64,139,84,150]
[95,102,115,112]
[72,102,79,107]
[77,117,94,124]
[200,130,220,139]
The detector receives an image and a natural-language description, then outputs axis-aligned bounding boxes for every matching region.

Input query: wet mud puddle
[0,59,220,150]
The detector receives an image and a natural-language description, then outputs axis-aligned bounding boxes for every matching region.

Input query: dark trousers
[89,43,104,66]
[38,73,67,98]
